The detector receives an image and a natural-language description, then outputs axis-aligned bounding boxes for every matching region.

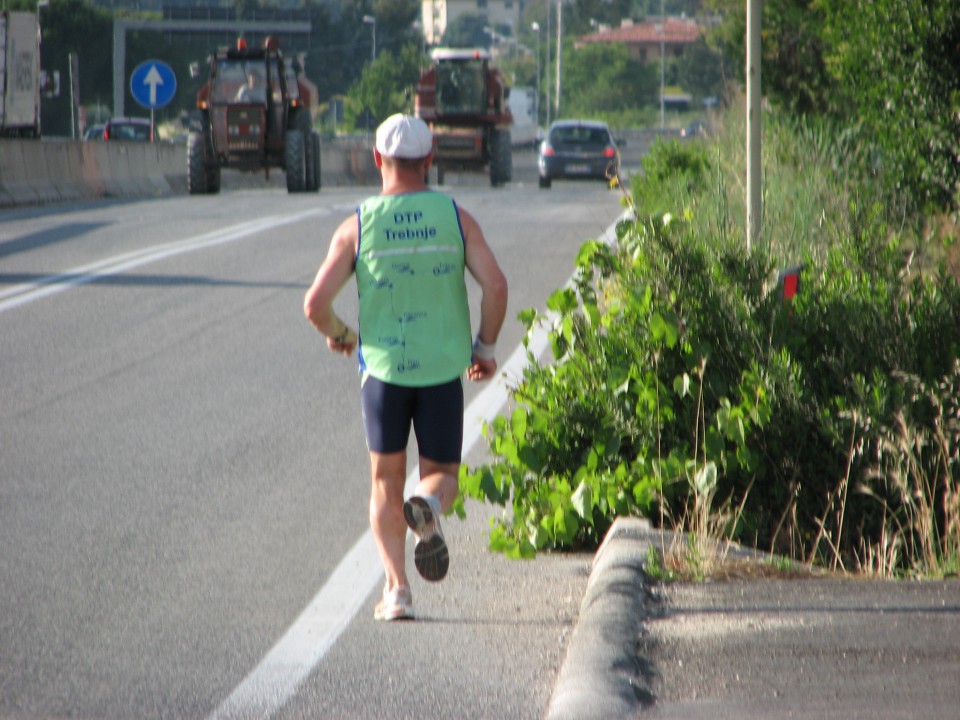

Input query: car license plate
[565,163,590,174]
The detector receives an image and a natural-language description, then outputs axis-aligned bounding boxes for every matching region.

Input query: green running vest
[356,191,471,386]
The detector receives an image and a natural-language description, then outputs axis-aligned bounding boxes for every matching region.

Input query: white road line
[0,208,329,314]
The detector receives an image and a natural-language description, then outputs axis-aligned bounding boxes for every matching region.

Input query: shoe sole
[375,606,415,622]
[403,496,433,535]
[404,497,449,582]
[414,533,449,582]
[374,588,415,621]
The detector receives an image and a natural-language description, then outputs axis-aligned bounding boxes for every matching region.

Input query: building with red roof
[576,16,701,64]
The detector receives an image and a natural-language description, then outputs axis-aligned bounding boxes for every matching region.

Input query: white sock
[424,494,442,518]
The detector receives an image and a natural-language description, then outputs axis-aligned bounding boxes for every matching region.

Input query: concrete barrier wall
[0,137,380,209]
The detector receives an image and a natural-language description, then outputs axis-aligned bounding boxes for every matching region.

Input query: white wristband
[472,335,496,361]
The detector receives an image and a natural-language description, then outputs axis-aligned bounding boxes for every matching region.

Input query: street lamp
[37,0,50,138]
[412,20,425,58]
[554,0,562,119]
[659,0,665,129]
[531,22,540,128]
[362,15,376,62]
[545,5,551,127]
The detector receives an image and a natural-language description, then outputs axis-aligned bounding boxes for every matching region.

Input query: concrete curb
[545,517,658,720]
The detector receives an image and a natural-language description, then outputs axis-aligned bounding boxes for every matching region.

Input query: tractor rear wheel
[187,131,211,195]
[489,128,512,187]
[305,131,321,192]
[285,129,306,193]
[207,165,221,194]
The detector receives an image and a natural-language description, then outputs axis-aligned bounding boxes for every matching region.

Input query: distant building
[575,16,701,63]
[422,0,523,46]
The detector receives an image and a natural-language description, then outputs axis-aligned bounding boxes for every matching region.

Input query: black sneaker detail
[414,533,449,582]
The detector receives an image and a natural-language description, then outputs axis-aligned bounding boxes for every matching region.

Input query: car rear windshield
[550,126,611,148]
[111,122,150,140]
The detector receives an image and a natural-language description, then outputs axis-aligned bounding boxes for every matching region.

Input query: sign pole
[746,0,762,253]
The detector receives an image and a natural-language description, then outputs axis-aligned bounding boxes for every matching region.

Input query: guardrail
[0,137,380,209]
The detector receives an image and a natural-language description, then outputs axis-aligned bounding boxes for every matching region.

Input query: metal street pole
[363,15,376,62]
[532,22,541,127]
[555,0,562,118]
[545,4,551,127]
[746,0,761,252]
[659,0,665,129]
[37,0,49,136]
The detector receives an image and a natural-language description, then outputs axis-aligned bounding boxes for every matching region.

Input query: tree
[674,38,727,102]
[29,0,114,135]
[705,0,960,214]
[565,0,634,36]
[561,42,656,116]
[264,0,421,106]
[343,44,424,131]
[442,14,503,48]
[819,0,960,213]
[703,0,832,115]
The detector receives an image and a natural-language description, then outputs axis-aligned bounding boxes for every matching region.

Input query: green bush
[462,118,960,576]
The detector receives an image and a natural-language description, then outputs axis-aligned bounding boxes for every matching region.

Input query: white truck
[508,85,538,147]
[0,10,41,138]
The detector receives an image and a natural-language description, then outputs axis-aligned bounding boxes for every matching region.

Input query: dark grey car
[538,120,620,189]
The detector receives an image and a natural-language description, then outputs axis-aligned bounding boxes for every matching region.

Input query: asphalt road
[5,143,959,720]
[0,174,624,718]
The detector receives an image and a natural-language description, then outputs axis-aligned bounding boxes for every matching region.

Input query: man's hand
[327,329,357,356]
[467,356,497,381]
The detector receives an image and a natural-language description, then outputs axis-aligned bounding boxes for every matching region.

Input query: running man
[303,114,508,621]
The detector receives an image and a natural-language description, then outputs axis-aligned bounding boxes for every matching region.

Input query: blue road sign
[130,61,177,110]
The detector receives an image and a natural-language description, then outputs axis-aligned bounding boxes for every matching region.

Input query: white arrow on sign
[144,64,164,107]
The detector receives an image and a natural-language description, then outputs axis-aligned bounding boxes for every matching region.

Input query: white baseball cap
[375,114,434,159]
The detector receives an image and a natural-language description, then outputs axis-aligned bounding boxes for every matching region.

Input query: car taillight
[603,146,616,158]
[542,145,556,156]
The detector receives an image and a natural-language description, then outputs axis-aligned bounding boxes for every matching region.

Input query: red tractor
[188,37,319,194]
[414,48,512,187]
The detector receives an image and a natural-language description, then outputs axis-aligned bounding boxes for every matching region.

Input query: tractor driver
[235,67,266,103]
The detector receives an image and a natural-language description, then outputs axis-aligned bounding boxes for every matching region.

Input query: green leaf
[649,311,680,348]
[489,525,515,554]
[517,307,537,329]
[571,480,594,522]
[547,288,578,315]
[693,462,718,496]
[511,406,528,440]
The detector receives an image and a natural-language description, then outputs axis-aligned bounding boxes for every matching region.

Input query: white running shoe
[374,584,414,622]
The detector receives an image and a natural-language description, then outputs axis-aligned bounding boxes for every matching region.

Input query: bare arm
[303,215,359,356]
[459,207,508,381]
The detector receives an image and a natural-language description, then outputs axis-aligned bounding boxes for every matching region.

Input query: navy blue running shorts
[360,375,464,463]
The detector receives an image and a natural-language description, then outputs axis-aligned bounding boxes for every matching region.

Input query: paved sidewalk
[546,518,960,720]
